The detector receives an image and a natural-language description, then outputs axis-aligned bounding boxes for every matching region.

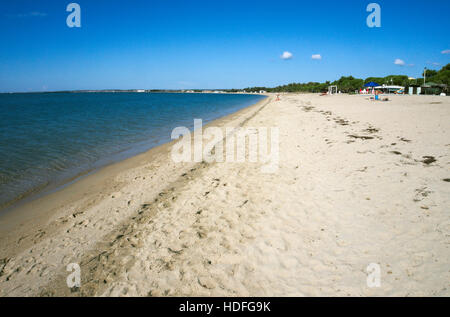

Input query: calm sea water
[0,92,265,208]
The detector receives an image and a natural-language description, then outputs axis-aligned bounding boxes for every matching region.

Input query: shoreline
[0,95,271,250]
[0,93,268,218]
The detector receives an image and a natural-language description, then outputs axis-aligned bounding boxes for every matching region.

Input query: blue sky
[0,0,449,92]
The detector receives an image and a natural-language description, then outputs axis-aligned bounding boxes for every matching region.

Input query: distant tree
[364,77,385,85]
[244,63,449,94]
[423,69,438,78]
[385,75,410,87]
[426,63,450,86]
[332,76,364,93]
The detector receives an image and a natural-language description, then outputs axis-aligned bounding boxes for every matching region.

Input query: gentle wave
[0,92,266,209]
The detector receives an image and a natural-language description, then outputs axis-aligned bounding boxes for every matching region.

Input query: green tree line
[239,63,449,93]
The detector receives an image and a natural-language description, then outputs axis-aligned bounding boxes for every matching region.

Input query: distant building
[421,82,448,95]
[374,85,405,94]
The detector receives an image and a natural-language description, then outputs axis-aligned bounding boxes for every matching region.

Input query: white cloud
[311,54,322,60]
[6,11,48,18]
[394,59,406,66]
[280,51,293,60]
[442,49,450,54]
[28,12,47,17]
[427,61,441,67]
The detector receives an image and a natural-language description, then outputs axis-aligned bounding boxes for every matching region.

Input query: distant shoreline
[0,90,263,95]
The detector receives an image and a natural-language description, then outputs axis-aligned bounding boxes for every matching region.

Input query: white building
[374,85,405,94]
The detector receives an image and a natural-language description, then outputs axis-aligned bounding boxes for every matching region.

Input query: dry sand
[0,93,449,297]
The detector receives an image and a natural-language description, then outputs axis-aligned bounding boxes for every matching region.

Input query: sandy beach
[0,93,449,297]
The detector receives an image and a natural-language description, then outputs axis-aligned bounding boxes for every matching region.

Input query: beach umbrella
[364,82,380,87]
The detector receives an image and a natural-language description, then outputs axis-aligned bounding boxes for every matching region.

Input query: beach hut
[421,82,447,95]
[328,85,338,95]
[374,85,405,94]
